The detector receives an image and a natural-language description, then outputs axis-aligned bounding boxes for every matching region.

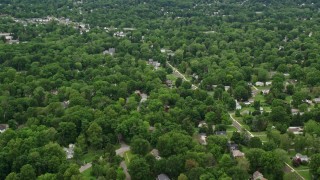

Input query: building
[262,89,270,95]
[199,133,207,145]
[0,124,9,133]
[63,144,75,159]
[295,153,309,162]
[151,149,162,160]
[113,31,126,37]
[287,127,303,135]
[215,131,227,136]
[314,98,320,104]
[157,174,170,180]
[198,121,208,128]
[232,150,245,158]
[224,86,230,91]
[252,171,267,180]
[227,142,239,152]
[148,59,161,70]
[265,81,272,86]
[165,80,173,88]
[255,82,264,86]
[103,48,115,56]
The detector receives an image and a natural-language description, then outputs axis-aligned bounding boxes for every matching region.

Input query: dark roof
[0,124,8,130]
[215,131,227,135]
[157,174,170,180]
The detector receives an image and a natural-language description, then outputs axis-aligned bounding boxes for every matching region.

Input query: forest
[0,0,320,180]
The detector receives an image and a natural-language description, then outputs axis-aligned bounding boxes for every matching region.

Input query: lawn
[124,151,135,165]
[298,170,311,180]
[254,94,266,103]
[166,74,177,81]
[81,168,95,180]
[80,150,104,164]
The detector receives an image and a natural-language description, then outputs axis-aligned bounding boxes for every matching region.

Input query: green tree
[131,137,150,156]
[128,157,150,180]
[20,164,36,180]
[86,122,103,149]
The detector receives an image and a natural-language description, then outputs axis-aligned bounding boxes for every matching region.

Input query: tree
[178,173,188,180]
[86,122,103,149]
[309,154,320,179]
[157,132,194,157]
[20,164,36,180]
[57,122,77,146]
[131,137,150,156]
[128,157,150,180]
[175,78,183,88]
[249,137,262,148]
[234,86,249,101]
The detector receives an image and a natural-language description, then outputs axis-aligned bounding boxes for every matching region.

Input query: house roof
[215,131,227,135]
[253,171,267,180]
[232,150,245,157]
[157,174,170,180]
[0,124,9,131]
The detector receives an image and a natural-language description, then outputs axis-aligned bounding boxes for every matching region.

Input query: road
[166,62,306,180]
[166,62,198,90]
[115,142,130,157]
[79,163,92,173]
[115,142,131,180]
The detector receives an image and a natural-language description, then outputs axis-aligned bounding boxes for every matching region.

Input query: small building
[62,100,70,109]
[0,124,9,133]
[244,101,251,106]
[227,142,239,152]
[199,133,207,145]
[253,171,267,180]
[314,98,320,104]
[63,144,75,159]
[148,59,161,70]
[255,82,264,87]
[295,153,309,162]
[113,31,126,37]
[265,81,272,86]
[232,150,245,158]
[103,48,116,56]
[287,127,303,135]
[157,174,170,180]
[165,80,173,88]
[262,89,270,95]
[151,149,162,160]
[291,109,299,115]
[215,131,227,136]
[198,121,208,128]
[224,86,230,91]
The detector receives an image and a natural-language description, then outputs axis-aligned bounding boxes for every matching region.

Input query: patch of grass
[124,151,134,165]
[80,150,104,164]
[81,168,95,180]
[254,94,266,102]
[166,74,177,81]
[298,170,311,180]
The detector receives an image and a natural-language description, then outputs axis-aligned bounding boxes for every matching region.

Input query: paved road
[166,62,198,90]
[79,163,92,173]
[285,162,305,180]
[115,142,130,157]
[115,142,131,180]
[229,114,254,138]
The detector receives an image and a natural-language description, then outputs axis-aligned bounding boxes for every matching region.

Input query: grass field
[81,168,95,180]
[124,151,134,165]
[80,150,104,164]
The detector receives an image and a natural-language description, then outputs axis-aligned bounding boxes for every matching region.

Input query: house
[103,48,116,56]
[244,101,251,106]
[165,80,173,88]
[259,107,264,113]
[198,121,208,128]
[151,149,162,160]
[148,59,161,70]
[255,82,264,86]
[314,98,320,104]
[291,109,300,115]
[227,142,239,152]
[262,89,270,95]
[265,81,272,86]
[199,133,207,145]
[253,171,267,180]
[215,131,227,136]
[113,31,126,37]
[295,153,309,162]
[62,100,70,109]
[157,174,170,180]
[283,73,290,77]
[224,86,230,91]
[287,127,303,135]
[232,150,245,158]
[0,124,9,133]
[63,144,75,159]
[235,100,242,110]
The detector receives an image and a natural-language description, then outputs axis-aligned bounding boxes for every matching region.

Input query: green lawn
[80,150,104,164]
[124,151,135,165]
[298,170,311,180]
[166,74,177,81]
[81,168,95,180]
[254,94,266,102]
